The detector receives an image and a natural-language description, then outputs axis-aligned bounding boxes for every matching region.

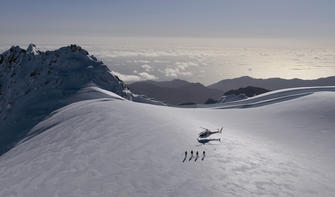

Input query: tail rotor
[216,126,223,133]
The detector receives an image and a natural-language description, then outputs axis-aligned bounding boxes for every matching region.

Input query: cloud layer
[1,43,334,85]
[93,46,335,85]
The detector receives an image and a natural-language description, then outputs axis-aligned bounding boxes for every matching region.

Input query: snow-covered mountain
[0,85,335,196]
[0,44,136,153]
[1,44,335,196]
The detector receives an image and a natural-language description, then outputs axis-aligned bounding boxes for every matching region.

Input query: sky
[0,0,335,84]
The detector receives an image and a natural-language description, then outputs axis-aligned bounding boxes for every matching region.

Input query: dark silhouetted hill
[208,76,335,92]
[224,86,270,97]
[128,79,222,105]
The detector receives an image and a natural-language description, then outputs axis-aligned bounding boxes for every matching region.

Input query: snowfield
[1,86,335,197]
[1,44,335,196]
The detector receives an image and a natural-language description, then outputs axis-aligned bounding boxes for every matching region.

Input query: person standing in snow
[189,150,194,161]
[183,151,188,162]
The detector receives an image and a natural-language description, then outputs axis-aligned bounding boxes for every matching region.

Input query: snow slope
[0,44,133,153]
[1,87,335,196]
[197,86,335,109]
[0,44,164,154]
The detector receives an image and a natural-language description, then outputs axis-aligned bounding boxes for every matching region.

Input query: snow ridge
[0,44,132,154]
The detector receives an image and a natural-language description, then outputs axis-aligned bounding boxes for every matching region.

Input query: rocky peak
[26,43,40,55]
[0,44,134,154]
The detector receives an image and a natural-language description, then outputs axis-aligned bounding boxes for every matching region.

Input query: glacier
[0,45,335,196]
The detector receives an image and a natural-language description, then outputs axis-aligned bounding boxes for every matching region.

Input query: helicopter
[198,126,223,138]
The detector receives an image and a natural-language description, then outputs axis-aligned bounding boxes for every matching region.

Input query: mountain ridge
[128,80,222,105]
[0,44,132,154]
[129,76,335,105]
[208,75,335,92]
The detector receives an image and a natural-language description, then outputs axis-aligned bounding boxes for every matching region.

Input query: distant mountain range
[128,79,222,105]
[129,76,335,105]
[208,76,335,92]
